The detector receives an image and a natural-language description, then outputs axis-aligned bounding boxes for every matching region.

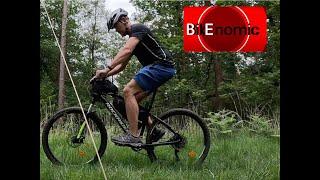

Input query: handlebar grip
[90,76,107,84]
[90,77,96,84]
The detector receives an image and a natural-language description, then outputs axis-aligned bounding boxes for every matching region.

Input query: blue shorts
[134,63,176,92]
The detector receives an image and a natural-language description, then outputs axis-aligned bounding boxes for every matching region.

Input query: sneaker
[150,128,166,142]
[111,133,142,145]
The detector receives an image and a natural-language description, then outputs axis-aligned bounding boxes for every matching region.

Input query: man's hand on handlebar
[90,68,110,83]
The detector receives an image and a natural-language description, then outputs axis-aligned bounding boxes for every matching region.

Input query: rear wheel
[146,108,211,165]
[42,107,108,165]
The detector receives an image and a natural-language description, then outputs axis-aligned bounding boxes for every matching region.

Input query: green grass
[40,130,279,180]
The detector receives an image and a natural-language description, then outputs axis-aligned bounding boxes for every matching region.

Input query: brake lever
[89,77,95,84]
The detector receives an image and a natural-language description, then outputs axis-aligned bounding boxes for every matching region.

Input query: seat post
[147,89,157,112]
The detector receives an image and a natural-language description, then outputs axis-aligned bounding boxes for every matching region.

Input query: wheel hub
[171,134,187,151]
[69,135,85,148]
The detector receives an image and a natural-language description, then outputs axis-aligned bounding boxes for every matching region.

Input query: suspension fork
[76,103,94,139]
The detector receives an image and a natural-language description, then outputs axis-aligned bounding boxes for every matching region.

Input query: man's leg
[123,79,145,137]
[134,92,153,127]
[135,91,165,143]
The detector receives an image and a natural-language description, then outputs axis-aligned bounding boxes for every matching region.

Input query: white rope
[40,1,107,179]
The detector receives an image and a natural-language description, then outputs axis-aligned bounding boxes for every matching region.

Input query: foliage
[219,68,280,117]
[244,113,280,137]
[40,0,280,133]
[40,74,58,123]
[206,109,279,138]
[206,110,242,136]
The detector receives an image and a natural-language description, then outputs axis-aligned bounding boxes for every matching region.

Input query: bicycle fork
[76,104,94,139]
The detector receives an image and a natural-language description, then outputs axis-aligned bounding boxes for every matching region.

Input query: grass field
[40,130,279,180]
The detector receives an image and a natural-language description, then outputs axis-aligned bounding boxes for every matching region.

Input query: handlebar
[90,76,107,84]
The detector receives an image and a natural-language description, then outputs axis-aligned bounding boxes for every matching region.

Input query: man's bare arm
[107,60,129,76]
[91,37,140,80]
[108,37,140,69]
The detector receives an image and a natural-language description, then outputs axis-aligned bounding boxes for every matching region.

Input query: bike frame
[76,91,181,148]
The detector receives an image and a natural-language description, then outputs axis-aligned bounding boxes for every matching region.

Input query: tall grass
[41,129,279,180]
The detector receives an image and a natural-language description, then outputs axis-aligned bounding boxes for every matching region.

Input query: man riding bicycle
[91,8,176,146]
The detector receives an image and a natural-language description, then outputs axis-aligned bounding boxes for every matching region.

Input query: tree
[40,0,280,120]
[76,0,109,65]
[212,56,224,110]
[58,0,68,110]
[41,0,83,108]
[217,1,280,117]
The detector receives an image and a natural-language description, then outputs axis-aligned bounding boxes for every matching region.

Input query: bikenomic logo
[186,23,260,36]
[183,6,267,52]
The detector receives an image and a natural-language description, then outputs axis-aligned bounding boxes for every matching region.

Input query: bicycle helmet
[107,8,128,32]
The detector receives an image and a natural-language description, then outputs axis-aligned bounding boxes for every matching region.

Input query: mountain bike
[41,78,211,166]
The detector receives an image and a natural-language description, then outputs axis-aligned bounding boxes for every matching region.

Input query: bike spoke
[147,111,210,166]
[45,110,104,165]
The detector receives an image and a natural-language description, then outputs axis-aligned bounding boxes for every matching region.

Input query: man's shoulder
[131,23,150,32]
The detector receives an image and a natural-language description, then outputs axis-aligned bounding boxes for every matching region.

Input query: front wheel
[146,108,211,165]
[41,107,108,165]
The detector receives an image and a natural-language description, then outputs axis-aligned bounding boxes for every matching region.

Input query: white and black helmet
[107,8,128,31]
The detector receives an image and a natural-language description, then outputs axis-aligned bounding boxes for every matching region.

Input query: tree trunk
[212,57,224,111]
[203,1,224,110]
[204,60,212,87]
[58,0,68,110]
[91,2,97,63]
